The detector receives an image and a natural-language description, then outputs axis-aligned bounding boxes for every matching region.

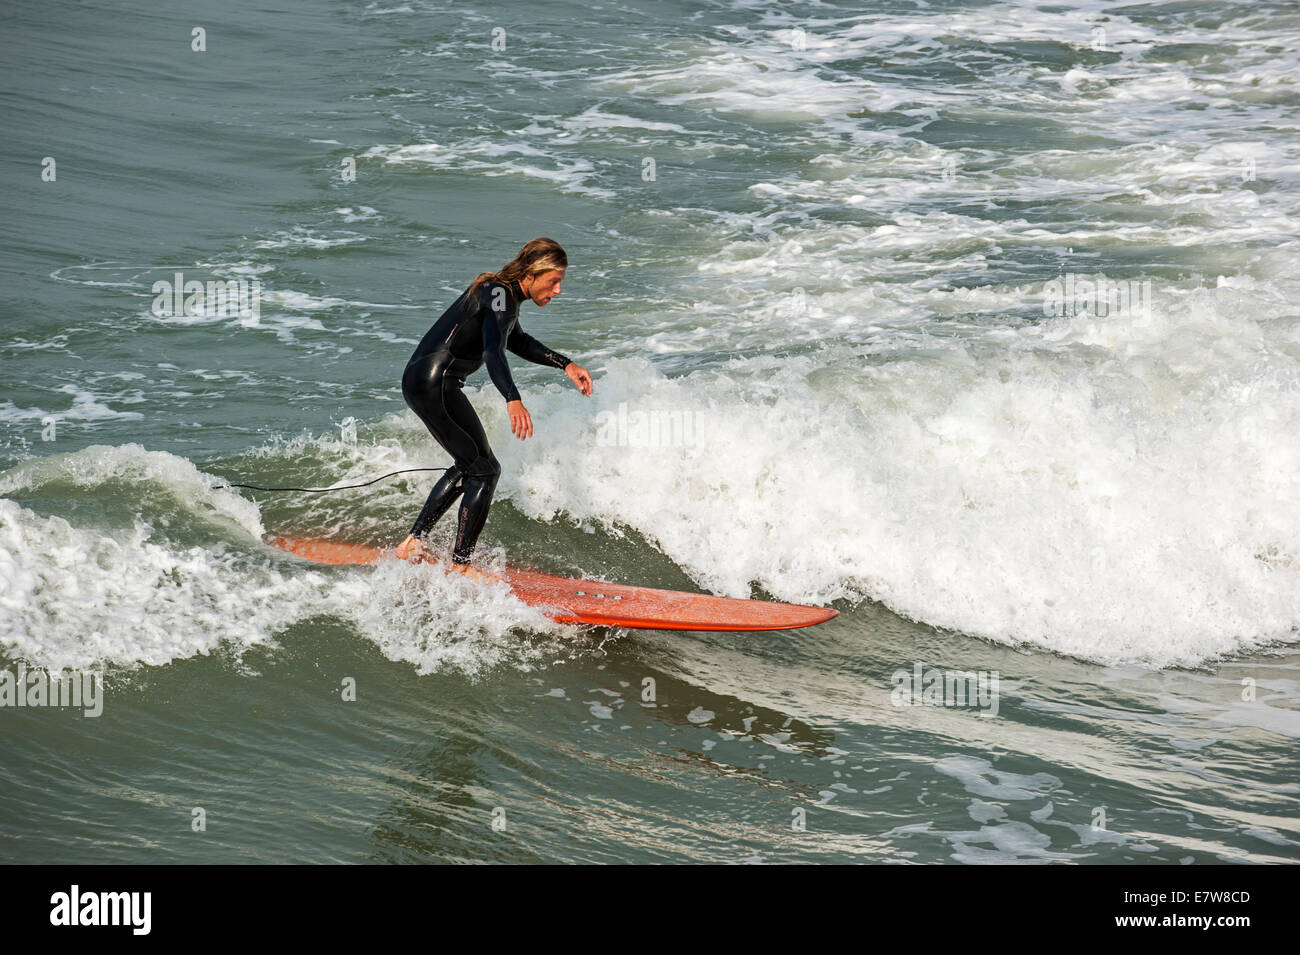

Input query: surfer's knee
[465,454,500,484]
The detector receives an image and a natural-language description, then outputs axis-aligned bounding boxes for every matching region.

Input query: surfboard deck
[268,536,838,632]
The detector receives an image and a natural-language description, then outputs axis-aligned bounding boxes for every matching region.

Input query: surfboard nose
[268,536,387,565]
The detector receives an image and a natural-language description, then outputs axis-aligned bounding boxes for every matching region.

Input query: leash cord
[216,467,449,493]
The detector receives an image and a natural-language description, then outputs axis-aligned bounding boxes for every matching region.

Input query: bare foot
[395,535,432,563]
[446,562,497,583]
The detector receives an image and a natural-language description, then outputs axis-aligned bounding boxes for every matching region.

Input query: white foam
[361,141,616,200]
[0,388,144,429]
[333,206,382,222]
[0,442,568,674]
[254,228,369,251]
[475,281,1300,667]
[347,552,565,676]
[0,497,340,670]
[554,107,695,136]
[598,43,902,119]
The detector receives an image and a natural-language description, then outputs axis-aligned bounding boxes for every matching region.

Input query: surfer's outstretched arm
[507,324,570,369]
[508,324,593,395]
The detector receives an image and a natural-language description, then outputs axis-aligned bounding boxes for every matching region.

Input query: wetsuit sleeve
[480,286,523,403]
[507,323,572,370]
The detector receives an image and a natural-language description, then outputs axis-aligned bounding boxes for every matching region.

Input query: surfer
[396,237,593,579]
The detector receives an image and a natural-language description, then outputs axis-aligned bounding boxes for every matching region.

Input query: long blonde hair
[468,237,568,298]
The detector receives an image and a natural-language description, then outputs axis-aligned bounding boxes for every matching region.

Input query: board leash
[216,467,450,494]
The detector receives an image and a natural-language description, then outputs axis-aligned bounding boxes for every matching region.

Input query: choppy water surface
[1,0,1297,862]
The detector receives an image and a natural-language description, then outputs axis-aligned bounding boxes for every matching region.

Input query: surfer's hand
[507,399,533,440]
[565,362,593,396]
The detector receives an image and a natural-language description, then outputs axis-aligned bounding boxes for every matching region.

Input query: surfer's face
[523,269,564,306]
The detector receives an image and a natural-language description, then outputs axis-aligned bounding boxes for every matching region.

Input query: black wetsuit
[401,277,572,564]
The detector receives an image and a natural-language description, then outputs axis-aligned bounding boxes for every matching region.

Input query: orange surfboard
[268,536,838,632]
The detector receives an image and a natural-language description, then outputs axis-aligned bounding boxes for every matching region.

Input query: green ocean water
[2,0,1298,863]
